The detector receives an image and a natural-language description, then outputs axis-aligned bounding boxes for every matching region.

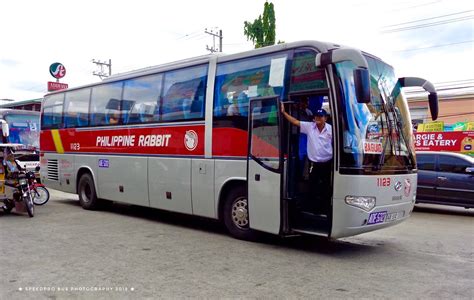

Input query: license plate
[368,211,387,225]
[368,211,402,225]
[385,212,400,222]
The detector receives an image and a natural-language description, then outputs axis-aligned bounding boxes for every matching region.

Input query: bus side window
[106,111,120,125]
[213,52,289,121]
[161,65,208,122]
[90,83,123,126]
[63,88,91,128]
[77,113,88,126]
[187,81,205,120]
[188,98,203,119]
[122,73,162,125]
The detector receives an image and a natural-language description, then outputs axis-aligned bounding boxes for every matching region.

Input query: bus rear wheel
[223,186,258,241]
[78,173,99,210]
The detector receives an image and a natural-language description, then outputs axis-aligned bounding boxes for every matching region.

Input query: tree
[244,1,276,48]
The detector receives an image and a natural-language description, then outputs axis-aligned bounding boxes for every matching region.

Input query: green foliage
[244,1,276,48]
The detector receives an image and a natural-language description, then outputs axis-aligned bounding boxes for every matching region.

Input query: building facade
[0,98,42,111]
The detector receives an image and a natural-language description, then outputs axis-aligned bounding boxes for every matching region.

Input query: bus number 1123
[377,177,391,187]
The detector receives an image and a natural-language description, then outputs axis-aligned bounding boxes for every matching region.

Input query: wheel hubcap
[81,184,91,203]
[231,197,249,229]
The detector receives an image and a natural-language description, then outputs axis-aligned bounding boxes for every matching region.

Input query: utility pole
[92,59,112,79]
[204,28,223,53]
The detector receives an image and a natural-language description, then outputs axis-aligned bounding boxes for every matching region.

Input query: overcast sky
[0,0,472,101]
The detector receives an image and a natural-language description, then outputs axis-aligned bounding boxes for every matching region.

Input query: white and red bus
[0,109,40,170]
[40,41,438,240]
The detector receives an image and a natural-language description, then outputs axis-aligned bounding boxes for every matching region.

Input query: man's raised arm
[281,103,300,127]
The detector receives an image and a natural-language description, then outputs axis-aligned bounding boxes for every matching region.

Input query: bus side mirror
[1,122,9,137]
[354,68,371,103]
[398,77,438,120]
[315,48,371,104]
[428,92,439,122]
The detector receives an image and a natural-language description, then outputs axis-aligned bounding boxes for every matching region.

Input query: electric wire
[381,15,473,33]
[382,10,473,28]
[393,40,473,52]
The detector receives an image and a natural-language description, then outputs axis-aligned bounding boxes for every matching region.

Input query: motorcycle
[19,172,35,217]
[28,166,49,206]
[2,171,35,217]
[0,143,37,217]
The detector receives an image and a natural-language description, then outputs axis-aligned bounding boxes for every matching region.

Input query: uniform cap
[315,109,328,116]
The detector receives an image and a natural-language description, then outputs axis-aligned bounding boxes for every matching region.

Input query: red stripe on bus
[41,125,278,158]
[212,127,279,158]
[212,127,248,157]
[40,125,205,155]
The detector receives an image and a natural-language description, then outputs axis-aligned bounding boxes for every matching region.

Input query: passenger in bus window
[281,103,333,214]
[227,91,248,116]
[109,112,120,125]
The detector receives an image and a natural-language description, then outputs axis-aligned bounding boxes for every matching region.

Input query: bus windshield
[3,113,40,150]
[336,56,415,173]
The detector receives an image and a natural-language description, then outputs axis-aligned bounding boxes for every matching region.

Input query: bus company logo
[404,179,411,197]
[394,181,402,192]
[49,62,66,79]
[184,130,198,151]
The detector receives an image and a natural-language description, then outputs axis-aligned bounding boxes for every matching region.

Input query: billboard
[414,131,474,155]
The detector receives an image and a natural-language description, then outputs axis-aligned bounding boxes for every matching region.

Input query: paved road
[0,190,473,299]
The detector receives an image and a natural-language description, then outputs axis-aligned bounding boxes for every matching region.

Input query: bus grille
[47,159,59,181]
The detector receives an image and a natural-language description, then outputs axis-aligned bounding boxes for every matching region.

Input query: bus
[0,109,40,170]
[40,40,438,240]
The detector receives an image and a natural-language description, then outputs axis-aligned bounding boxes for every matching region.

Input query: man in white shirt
[281,103,333,214]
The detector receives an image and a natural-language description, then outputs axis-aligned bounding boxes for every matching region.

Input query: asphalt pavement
[0,189,473,299]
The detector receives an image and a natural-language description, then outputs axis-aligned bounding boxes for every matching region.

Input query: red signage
[414,131,474,154]
[47,81,68,91]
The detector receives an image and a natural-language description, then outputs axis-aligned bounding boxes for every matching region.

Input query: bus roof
[44,40,383,96]
[0,109,40,117]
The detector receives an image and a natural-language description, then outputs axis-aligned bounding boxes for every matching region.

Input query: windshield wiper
[386,84,416,169]
[375,80,395,170]
[388,100,415,169]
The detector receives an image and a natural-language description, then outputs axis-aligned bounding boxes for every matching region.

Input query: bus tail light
[345,195,376,211]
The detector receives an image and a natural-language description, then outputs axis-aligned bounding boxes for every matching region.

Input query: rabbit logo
[184,130,198,151]
[404,179,411,197]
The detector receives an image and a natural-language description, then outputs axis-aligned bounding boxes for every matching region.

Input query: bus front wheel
[223,186,259,241]
[78,173,99,210]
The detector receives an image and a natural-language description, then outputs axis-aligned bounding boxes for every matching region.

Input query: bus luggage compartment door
[247,97,282,234]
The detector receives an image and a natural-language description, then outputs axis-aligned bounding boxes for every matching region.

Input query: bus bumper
[330,199,415,239]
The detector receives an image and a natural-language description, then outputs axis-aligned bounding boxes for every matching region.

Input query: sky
[0,0,472,101]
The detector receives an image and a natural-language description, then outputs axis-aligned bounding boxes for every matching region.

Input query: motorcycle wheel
[23,192,34,218]
[2,201,14,213]
[32,186,50,205]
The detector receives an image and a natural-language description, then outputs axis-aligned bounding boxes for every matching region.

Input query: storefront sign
[414,131,474,154]
[417,121,444,132]
[47,81,69,91]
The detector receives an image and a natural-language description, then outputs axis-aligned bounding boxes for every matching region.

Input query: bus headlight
[345,195,376,211]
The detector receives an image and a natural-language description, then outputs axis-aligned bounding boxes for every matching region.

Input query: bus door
[247,97,283,234]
